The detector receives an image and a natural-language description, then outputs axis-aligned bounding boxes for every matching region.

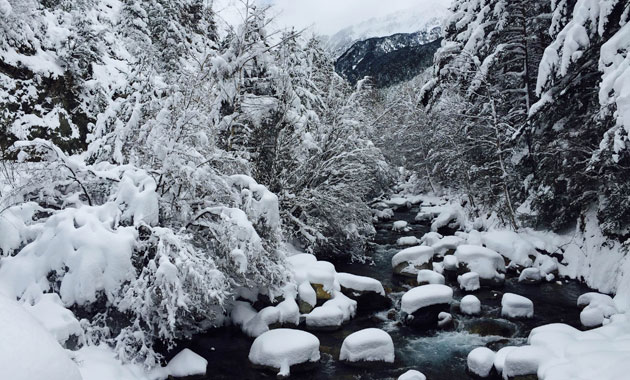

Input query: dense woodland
[0,0,629,370]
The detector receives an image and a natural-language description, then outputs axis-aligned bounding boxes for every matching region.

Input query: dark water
[170,206,594,379]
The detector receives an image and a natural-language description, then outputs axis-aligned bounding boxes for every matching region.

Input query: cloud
[214,0,451,36]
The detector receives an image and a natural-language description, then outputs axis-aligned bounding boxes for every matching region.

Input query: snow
[481,230,536,267]
[420,231,443,246]
[392,246,435,269]
[457,272,480,291]
[416,269,445,285]
[22,292,82,344]
[337,273,385,296]
[298,281,317,308]
[514,315,630,380]
[501,293,534,319]
[339,328,395,363]
[431,235,464,255]
[460,295,481,315]
[443,255,459,271]
[305,305,345,329]
[0,295,82,380]
[398,370,427,380]
[493,346,516,374]
[401,284,453,314]
[165,349,207,378]
[393,220,409,231]
[398,236,421,246]
[454,245,505,280]
[374,208,395,220]
[248,329,320,377]
[467,347,495,377]
[438,311,453,328]
[307,261,337,292]
[430,203,466,233]
[74,345,149,380]
[305,291,357,329]
[0,0,11,17]
[518,268,543,283]
[577,292,618,327]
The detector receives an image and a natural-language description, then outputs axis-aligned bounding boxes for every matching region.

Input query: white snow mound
[467,347,495,377]
[166,349,207,377]
[401,284,453,314]
[501,293,534,319]
[455,245,505,280]
[460,295,481,315]
[398,369,427,380]
[339,328,395,363]
[248,329,320,377]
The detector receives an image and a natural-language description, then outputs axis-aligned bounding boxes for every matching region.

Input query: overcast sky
[215,0,450,36]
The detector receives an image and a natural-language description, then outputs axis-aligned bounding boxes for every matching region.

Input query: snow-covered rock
[467,347,495,378]
[493,346,516,375]
[501,293,534,319]
[457,272,481,291]
[518,267,543,284]
[397,236,420,246]
[305,291,357,330]
[481,230,536,268]
[401,284,453,328]
[248,329,320,377]
[460,295,481,315]
[443,255,459,271]
[298,281,317,313]
[502,345,548,379]
[430,203,466,234]
[337,273,389,312]
[385,197,411,209]
[393,220,409,231]
[339,328,395,364]
[416,269,445,285]
[431,235,464,255]
[577,292,618,328]
[0,295,82,380]
[401,285,453,315]
[438,311,454,329]
[398,369,427,380]
[166,349,207,378]
[392,246,435,277]
[337,273,385,296]
[374,208,394,220]
[454,245,505,284]
[419,231,443,246]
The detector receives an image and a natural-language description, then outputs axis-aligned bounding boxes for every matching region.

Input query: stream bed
[169,205,594,379]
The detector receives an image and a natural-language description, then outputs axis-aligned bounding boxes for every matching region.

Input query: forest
[0,0,628,379]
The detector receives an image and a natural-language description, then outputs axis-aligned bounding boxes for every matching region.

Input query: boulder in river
[401,284,453,329]
[339,328,395,366]
[337,272,391,313]
[248,329,320,378]
[392,246,435,278]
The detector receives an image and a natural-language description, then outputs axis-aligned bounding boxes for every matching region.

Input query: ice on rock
[443,255,459,271]
[397,236,420,246]
[454,245,505,280]
[467,347,495,377]
[337,273,385,296]
[0,295,82,380]
[460,295,481,315]
[166,349,207,377]
[458,272,480,291]
[339,328,395,363]
[416,269,445,285]
[518,267,543,283]
[501,293,534,319]
[577,292,618,327]
[401,284,453,314]
[392,246,435,276]
[393,220,409,231]
[398,370,426,380]
[248,329,320,377]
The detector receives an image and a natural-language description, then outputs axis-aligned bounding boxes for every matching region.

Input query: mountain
[335,31,442,88]
[325,3,450,58]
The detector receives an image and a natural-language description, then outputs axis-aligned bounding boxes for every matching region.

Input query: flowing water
[170,205,594,379]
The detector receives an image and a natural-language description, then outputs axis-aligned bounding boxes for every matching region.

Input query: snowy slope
[325,2,451,58]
